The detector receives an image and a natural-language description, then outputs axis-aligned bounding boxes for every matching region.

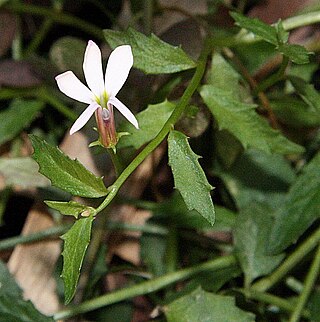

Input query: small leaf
[268,152,320,254]
[278,43,310,64]
[230,12,277,45]
[164,287,255,322]
[118,100,175,149]
[104,28,196,74]
[200,85,304,154]
[61,215,94,304]
[0,99,44,145]
[30,135,108,198]
[234,203,285,286]
[45,200,95,218]
[0,157,50,188]
[168,130,215,225]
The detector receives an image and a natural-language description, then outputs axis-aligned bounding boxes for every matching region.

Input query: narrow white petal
[108,96,139,129]
[70,102,100,135]
[55,71,93,104]
[83,40,105,97]
[105,45,133,97]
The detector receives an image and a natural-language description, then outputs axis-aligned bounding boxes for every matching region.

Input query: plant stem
[252,226,320,292]
[144,0,153,35]
[4,2,103,40]
[165,227,178,273]
[95,38,212,215]
[0,224,70,251]
[282,11,320,31]
[53,255,237,320]
[289,243,320,322]
[242,289,310,319]
[108,148,125,177]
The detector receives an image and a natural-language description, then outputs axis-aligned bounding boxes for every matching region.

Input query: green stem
[252,226,320,292]
[53,255,237,320]
[165,227,178,273]
[282,11,320,31]
[254,55,289,94]
[95,38,212,215]
[0,224,70,251]
[107,221,168,235]
[144,0,153,35]
[108,148,125,177]
[289,243,320,322]
[242,289,310,319]
[4,2,103,40]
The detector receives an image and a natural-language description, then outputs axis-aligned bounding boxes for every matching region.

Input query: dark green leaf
[30,135,108,198]
[168,130,215,225]
[234,203,285,286]
[0,99,44,145]
[0,157,50,188]
[200,85,304,154]
[0,260,22,297]
[45,200,95,218]
[268,152,320,254]
[118,100,175,149]
[230,12,277,45]
[104,28,196,74]
[61,215,94,304]
[165,287,255,322]
[278,43,310,64]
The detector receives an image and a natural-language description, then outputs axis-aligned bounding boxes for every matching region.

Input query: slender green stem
[289,243,320,322]
[282,11,320,31]
[54,255,237,320]
[107,221,168,235]
[0,224,70,251]
[252,226,320,292]
[253,56,289,94]
[241,289,310,319]
[165,227,178,273]
[108,148,125,177]
[4,2,103,40]
[144,0,153,35]
[95,38,212,215]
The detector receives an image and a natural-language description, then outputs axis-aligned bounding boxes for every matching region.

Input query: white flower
[55,40,139,135]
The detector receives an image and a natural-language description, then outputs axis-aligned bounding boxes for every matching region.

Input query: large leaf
[0,99,44,145]
[104,28,196,74]
[45,200,95,218]
[118,100,175,149]
[268,152,320,254]
[61,215,94,304]
[0,157,50,188]
[164,287,255,322]
[234,203,285,286]
[200,85,304,154]
[30,135,108,198]
[168,130,215,225]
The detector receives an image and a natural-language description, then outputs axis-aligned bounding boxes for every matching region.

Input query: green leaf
[268,152,320,254]
[278,43,310,64]
[61,215,94,304]
[200,85,304,154]
[0,157,50,188]
[230,12,277,45]
[168,130,215,225]
[215,149,296,210]
[165,287,255,322]
[0,260,22,297]
[118,100,175,149]
[104,28,196,74]
[234,203,285,286]
[45,200,95,218]
[30,135,108,198]
[0,99,44,146]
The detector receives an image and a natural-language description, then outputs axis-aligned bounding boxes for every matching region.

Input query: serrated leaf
[0,99,44,145]
[231,12,277,45]
[164,287,255,322]
[200,85,304,154]
[0,157,50,188]
[118,100,175,149]
[168,130,215,225]
[61,215,94,304]
[30,135,108,198]
[268,152,320,254]
[278,43,310,64]
[234,203,285,286]
[45,200,95,218]
[104,28,196,74]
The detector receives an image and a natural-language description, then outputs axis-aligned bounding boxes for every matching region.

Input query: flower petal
[83,40,105,97]
[70,102,100,135]
[55,71,93,104]
[105,45,133,97]
[108,96,139,129]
